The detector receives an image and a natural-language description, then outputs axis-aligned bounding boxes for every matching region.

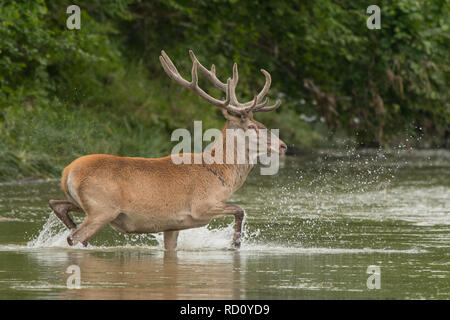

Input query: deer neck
[203,122,254,193]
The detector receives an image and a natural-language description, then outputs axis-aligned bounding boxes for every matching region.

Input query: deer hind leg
[49,200,83,230]
[163,231,179,251]
[67,213,116,247]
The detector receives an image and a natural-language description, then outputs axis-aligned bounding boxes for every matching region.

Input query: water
[0,150,448,299]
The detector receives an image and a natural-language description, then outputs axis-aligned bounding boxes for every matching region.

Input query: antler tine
[242,69,272,108]
[160,50,281,115]
[255,69,272,101]
[229,63,240,107]
[254,99,282,112]
[226,63,264,114]
[160,54,189,87]
[189,50,227,91]
[188,51,248,115]
[250,97,269,111]
[160,50,179,75]
[190,60,199,88]
[160,50,230,108]
[249,69,282,113]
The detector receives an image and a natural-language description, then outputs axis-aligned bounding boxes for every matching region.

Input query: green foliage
[130,0,448,146]
[0,0,448,180]
[0,96,168,180]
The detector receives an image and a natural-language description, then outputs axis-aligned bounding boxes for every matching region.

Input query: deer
[48,50,287,250]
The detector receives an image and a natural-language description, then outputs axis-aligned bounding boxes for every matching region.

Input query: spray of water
[26,211,240,251]
[22,211,426,254]
[27,213,77,248]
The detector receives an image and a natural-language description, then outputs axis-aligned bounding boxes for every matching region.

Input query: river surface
[0,150,448,299]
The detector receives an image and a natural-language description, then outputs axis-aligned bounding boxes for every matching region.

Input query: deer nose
[280,143,287,154]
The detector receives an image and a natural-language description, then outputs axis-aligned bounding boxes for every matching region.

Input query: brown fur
[52,119,286,250]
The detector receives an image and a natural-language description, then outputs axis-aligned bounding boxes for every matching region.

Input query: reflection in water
[15,249,245,300]
[2,246,446,299]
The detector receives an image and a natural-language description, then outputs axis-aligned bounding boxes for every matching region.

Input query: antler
[159,50,281,115]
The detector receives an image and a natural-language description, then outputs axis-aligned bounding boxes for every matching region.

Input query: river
[0,150,448,299]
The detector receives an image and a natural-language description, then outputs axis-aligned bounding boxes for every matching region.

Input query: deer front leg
[207,203,245,249]
[230,205,245,249]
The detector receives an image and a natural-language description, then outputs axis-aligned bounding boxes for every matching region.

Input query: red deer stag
[49,50,286,250]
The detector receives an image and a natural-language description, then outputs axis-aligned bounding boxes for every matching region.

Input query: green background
[0,0,448,181]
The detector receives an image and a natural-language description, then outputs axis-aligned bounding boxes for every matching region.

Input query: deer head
[160,50,287,161]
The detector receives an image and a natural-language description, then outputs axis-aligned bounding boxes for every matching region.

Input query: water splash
[22,213,427,255]
[177,225,235,250]
[27,213,78,248]
[26,212,236,250]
